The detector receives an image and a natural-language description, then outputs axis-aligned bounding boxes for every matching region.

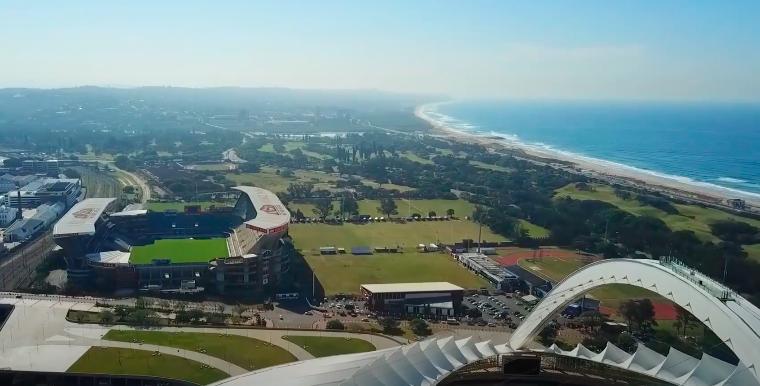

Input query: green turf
[130,238,228,265]
[290,220,505,252]
[469,160,514,173]
[357,199,477,218]
[227,167,338,193]
[104,330,297,371]
[282,335,376,357]
[146,201,230,212]
[305,251,489,295]
[68,346,228,385]
[399,151,434,165]
[744,243,760,263]
[555,183,760,242]
[518,219,550,238]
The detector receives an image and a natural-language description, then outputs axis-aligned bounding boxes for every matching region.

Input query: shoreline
[414,102,760,209]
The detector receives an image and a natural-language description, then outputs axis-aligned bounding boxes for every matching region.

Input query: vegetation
[326,319,345,330]
[129,238,228,265]
[410,318,432,336]
[103,330,297,371]
[305,251,488,295]
[282,335,375,357]
[68,347,228,385]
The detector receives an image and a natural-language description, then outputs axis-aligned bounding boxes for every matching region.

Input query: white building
[0,205,18,227]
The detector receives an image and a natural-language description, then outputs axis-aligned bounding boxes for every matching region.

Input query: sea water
[429,100,760,196]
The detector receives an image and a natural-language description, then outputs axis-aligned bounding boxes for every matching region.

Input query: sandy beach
[415,102,760,209]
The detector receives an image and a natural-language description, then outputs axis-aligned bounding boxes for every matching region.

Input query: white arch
[510,258,760,382]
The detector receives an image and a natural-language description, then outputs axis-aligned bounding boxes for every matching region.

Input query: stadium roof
[86,250,131,265]
[53,198,115,237]
[233,186,290,234]
[361,282,463,294]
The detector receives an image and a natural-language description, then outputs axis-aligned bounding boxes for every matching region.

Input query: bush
[379,317,400,334]
[410,318,432,336]
[326,319,345,330]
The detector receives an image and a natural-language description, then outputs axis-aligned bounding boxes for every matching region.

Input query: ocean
[428,100,760,198]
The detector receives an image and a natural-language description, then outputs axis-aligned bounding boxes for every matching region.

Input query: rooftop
[53,198,115,237]
[361,282,464,294]
[233,186,290,233]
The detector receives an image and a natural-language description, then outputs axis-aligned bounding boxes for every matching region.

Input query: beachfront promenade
[0,296,402,376]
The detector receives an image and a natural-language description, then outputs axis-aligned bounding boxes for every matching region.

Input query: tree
[312,198,333,220]
[428,211,436,217]
[99,309,115,325]
[326,319,345,330]
[234,304,249,317]
[410,318,432,336]
[114,305,130,319]
[342,195,359,216]
[619,299,655,332]
[675,305,696,336]
[616,332,637,353]
[537,323,558,345]
[239,162,261,173]
[175,310,192,324]
[122,185,136,194]
[188,309,205,324]
[377,198,398,218]
[286,182,314,199]
[446,208,455,217]
[379,317,400,334]
[114,154,135,171]
[578,310,605,332]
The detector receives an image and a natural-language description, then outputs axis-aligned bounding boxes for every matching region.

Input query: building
[21,159,82,175]
[360,282,464,319]
[2,201,66,242]
[53,186,293,295]
[456,252,518,290]
[6,178,82,209]
[563,296,600,317]
[0,174,38,194]
[504,264,553,297]
[0,205,19,227]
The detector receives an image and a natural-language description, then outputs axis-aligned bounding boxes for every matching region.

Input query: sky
[2,0,760,101]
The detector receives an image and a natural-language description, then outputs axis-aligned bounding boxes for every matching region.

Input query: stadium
[53,186,293,294]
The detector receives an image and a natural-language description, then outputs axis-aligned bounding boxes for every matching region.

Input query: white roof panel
[361,282,463,294]
[53,198,115,236]
[86,250,131,265]
[233,186,290,233]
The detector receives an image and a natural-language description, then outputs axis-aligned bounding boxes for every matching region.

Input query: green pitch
[130,237,228,265]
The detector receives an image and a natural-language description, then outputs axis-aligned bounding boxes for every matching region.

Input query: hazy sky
[2,0,760,101]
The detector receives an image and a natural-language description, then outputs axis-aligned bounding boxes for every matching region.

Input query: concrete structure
[213,258,760,386]
[361,282,464,318]
[53,187,293,295]
[0,205,18,227]
[456,252,518,290]
[504,264,552,297]
[5,178,82,209]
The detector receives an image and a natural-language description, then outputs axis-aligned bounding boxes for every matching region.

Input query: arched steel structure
[510,258,760,383]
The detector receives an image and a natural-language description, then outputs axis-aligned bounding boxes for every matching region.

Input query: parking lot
[460,292,536,330]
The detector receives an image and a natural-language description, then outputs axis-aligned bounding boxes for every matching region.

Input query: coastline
[414,102,760,208]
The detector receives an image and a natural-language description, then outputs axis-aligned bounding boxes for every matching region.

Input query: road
[0,232,56,290]
[112,165,151,203]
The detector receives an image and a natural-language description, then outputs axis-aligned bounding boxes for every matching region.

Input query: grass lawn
[400,151,434,165]
[104,330,297,371]
[68,346,228,385]
[518,219,550,238]
[227,166,338,193]
[130,238,228,265]
[744,243,760,263]
[146,201,230,212]
[290,221,505,252]
[357,199,476,218]
[469,160,514,173]
[359,179,416,192]
[305,251,489,294]
[555,183,760,242]
[281,335,375,357]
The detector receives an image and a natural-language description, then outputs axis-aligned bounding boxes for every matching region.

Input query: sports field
[282,336,375,357]
[290,221,505,253]
[130,238,228,264]
[555,183,760,242]
[104,330,297,371]
[68,346,228,385]
[306,251,489,295]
